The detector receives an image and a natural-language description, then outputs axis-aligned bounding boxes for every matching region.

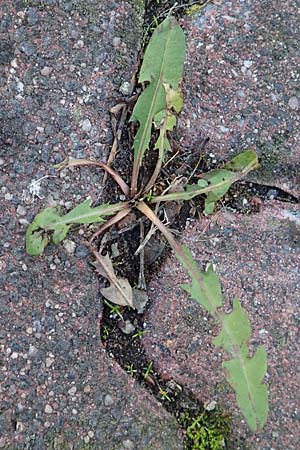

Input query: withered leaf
[92,251,134,308]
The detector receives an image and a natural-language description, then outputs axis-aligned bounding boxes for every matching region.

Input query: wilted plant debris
[26,14,269,438]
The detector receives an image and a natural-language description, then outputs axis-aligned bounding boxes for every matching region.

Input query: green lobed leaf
[26,199,126,256]
[136,201,269,432]
[130,17,185,171]
[223,150,260,172]
[181,266,269,431]
[202,169,235,215]
[179,247,222,316]
[214,298,269,431]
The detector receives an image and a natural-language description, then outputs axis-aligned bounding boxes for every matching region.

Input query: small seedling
[26,16,268,431]
[101,325,110,341]
[104,300,124,320]
[143,361,154,379]
[159,388,171,402]
[180,409,231,450]
[125,364,137,377]
[132,329,148,340]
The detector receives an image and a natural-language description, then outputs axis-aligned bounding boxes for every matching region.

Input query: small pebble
[204,400,217,411]
[41,66,53,76]
[45,404,53,414]
[28,345,38,357]
[63,239,76,255]
[45,357,54,368]
[16,205,27,216]
[119,320,135,335]
[17,81,24,93]
[119,81,131,96]
[243,59,253,68]
[288,96,299,111]
[113,37,121,47]
[19,41,37,56]
[83,384,91,394]
[122,439,135,450]
[68,386,77,396]
[81,118,92,132]
[104,394,114,406]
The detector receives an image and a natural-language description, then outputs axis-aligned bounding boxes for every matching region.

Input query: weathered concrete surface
[0,1,183,449]
[1,0,300,448]
[179,0,300,199]
[144,201,300,449]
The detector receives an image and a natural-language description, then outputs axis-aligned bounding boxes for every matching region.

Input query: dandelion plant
[26,16,268,431]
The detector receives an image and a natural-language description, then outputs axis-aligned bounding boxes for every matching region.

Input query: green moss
[22,0,47,7]
[179,408,231,450]
[185,1,211,16]
[257,132,291,173]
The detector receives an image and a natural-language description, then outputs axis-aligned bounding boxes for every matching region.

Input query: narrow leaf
[26,199,127,256]
[55,158,129,196]
[150,150,258,207]
[130,17,185,194]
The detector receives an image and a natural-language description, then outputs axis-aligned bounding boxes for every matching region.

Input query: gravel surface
[0,1,183,449]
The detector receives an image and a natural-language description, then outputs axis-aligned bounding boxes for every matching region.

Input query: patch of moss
[179,408,231,450]
[185,1,212,16]
[22,0,47,8]
[257,132,291,173]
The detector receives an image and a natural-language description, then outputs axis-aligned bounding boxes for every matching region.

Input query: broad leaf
[26,199,127,256]
[214,299,269,431]
[130,16,185,193]
[180,248,222,316]
[202,169,235,214]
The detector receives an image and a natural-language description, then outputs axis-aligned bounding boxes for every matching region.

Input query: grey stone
[0,41,14,65]
[16,205,27,216]
[81,118,92,132]
[27,8,39,26]
[119,320,135,335]
[19,41,37,57]
[133,289,149,314]
[288,96,299,110]
[122,439,135,450]
[44,404,53,414]
[104,394,114,406]
[74,245,90,259]
[41,66,53,76]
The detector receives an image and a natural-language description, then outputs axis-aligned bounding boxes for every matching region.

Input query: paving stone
[180,0,300,199]
[144,200,300,450]
[0,0,183,448]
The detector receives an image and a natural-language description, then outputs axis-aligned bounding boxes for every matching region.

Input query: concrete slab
[143,201,300,449]
[0,1,183,448]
